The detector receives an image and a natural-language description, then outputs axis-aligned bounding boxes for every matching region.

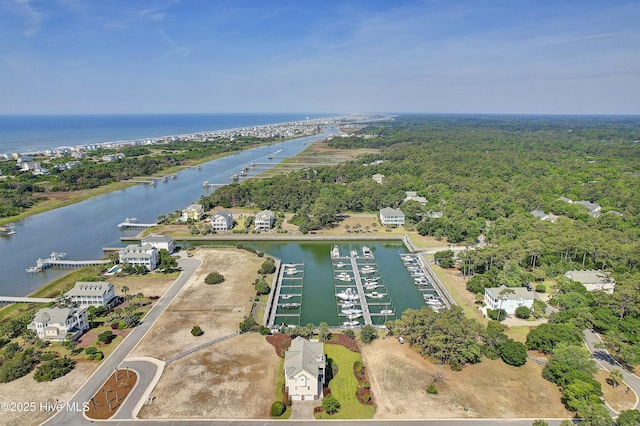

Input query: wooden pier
[27,252,111,273]
[0,296,55,305]
[268,263,304,327]
[349,257,373,326]
[117,218,158,229]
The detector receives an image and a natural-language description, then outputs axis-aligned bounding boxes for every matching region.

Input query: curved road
[44,256,201,426]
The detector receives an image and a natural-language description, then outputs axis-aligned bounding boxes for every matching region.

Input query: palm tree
[120,286,129,299]
[103,386,113,411]
[136,292,144,302]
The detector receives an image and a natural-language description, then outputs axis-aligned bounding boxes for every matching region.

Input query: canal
[0,129,335,296]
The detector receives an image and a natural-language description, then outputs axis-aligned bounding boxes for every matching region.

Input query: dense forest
[201,115,640,370]
[0,135,278,218]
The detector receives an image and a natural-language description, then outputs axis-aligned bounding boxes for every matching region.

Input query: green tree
[270,400,286,417]
[191,325,204,336]
[499,339,528,367]
[360,325,378,344]
[617,410,640,426]
[259,258,277,275]
[542,344,598,388]
[526,323,583,354]
[322,394,341,415]
[608,368,624,388]
[318,322,330,341]
[532,420,548,426]
[157,248,178,272]
[239,316,257,333]
[120,285,129,298]
[515,306,531,319]
[33,357,76,382]
[204,271,225,285]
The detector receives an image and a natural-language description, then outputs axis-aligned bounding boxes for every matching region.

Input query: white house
[284,337,326,401]
[371,173,385,184]
[27,307,89,342]
[180,203,204,222]
[141,233,175,253]
[254,210,275,231]
[65,281,116,308]
[404,191,428,206]
[379,207,405,226]
[484,285,535,317]
[210,210,233,232]
[118,244,159,271]
[564,270,616,294]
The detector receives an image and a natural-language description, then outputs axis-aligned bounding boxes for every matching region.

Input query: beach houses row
[180,204,275,231]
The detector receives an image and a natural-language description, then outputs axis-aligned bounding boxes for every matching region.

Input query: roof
[380,207,404,217]
[142,234,174,244]
[255,210,274,220]
[284,337,325,379]
[66,281,113,297]
[530,209,548,219]
[564,270,614,285]
[558,196,573,203]
[485,285,534,301]
[33,307,83,324]
[183,203,203,212]
[212,210,233,221]
[574,200,601,212]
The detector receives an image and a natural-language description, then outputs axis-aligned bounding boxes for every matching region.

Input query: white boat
[347,313,362,320]
[366,292,386,299]
[360,265,377,274]
[364,277,380,283]
[335,272,352,282]
[364,284,380,290]
[350,250,358,257]
[380,309,393,315]
[336,261,346,268]
[281,294,294,299]
[0,224,16,236]
[362,246,373,258]
[341,308,363,315]
[343,321,360,327]
[280,303,300,309]
[339,301,354,309]
[285,267,298,275]
[331,245,340,258]
[336,288,359,301]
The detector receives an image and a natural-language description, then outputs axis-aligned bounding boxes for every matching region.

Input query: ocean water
[0,113,337,154]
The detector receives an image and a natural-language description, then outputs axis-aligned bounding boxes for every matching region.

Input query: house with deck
[564,270,616,294]
[254,210,275,231]
[118,244,159,271]
[180,203,204,222]
[379,207,405,226]
[210,210,234,232]
[284,337,326,401]
[142,233,176,253]
[484,285,535,317]
[65,281,116,308]
[27,307,89,342]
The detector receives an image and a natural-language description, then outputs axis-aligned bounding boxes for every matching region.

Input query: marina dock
[117,217,158,229]
[268,263,304,328]
[348,256,372,326]
[26,252,111,273]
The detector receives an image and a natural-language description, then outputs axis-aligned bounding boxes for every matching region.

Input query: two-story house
[64,281,116,308]
[254,210,275,231]
[284,337,326,401]
[210,210,233,232]
[118,244,159,271]
[379,207,405,226]
[27,307,89,342]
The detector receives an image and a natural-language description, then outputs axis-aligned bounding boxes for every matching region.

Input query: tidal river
[0,128,336,297]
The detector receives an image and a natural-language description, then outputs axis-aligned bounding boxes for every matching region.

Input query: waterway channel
[0,129,336,296]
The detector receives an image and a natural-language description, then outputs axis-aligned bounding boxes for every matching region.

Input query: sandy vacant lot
[362,338,571,419]
[134,248,281,419]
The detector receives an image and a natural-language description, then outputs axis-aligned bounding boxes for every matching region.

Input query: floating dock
[268,263,304,327]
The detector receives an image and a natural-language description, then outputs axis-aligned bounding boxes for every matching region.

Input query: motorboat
[347,313,362,320]
[364,277,380,283]
[331,245,340,258]
[341,308,363,315]
[336,288,359,301]
[380,309,393,315]
[360,265,377,274]
[335,272,352,282]
[285,267,298,275]
[364,284,380,290]
[280,294,294,299]
[342,321,360,327]
[362,246,373,258]
[339,301,354,309]
[336,261,346,268]
[366,292,386,299]
[280,303,300,309]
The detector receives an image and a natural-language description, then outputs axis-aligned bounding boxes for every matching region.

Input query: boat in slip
[360,265,377,274]
[364,283,380,290]
[0,223,16,236]
[341,308,363,315]
[280,303,300,309]
[343,321,360,327]
[347,313,362,320]
[336,261,346,268]
[336,288,359,301]
[380,309,393,315]
[285,267,298,275]
[331,245,340,258]
[339,301,355,309]
[335,272,352,282]
[362,246,373,258]
[414,277,429,286]
[364,276,380,283]
[423,295,443,306]
[280,294,294,300]
[366,291,386,299]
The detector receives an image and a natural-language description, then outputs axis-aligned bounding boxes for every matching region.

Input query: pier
[117,218,158,229]
[26,252,111,273]
[348,256,372,326]
[268,263,304,328]
[0,296,55,305]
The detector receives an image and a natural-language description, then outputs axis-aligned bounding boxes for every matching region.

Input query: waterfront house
[27,307,89,342]
[404,191,428,206]
[284,337,326,401]
[118,244,159,271]
[379,207,405,226]
[142,233,176,253]
[210,210,234,232]
[180,203,204,222]
[254,210,275,231]
[564,270,616,294]
[65,281,116,308]
[484,285,534,317]
[371,173,385,184]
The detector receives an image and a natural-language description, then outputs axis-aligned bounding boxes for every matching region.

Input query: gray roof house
[379,207,405,226]
[564,270,616,294]
[65,281,116,308]
[27,307,89,342]
[254,210,275,231]
[574,200,602,218]
[404,191,428,206]
[141,233,176,253]
[210,210,234,232]
[484,285,535,317]
[284,337,326,401]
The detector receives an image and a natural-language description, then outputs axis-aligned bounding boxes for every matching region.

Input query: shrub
[535,284,546,293]
[426,383,439,395]
[34,357,75,382]
[85,347,98,355]
[111,323,119,329]
[515,306,531,319]
[98,331,116,345]
[322,394,341,414]
[270,400,286,417]
[93,352,103,361]
[259,258,277,275]
[499,339,528,367]
[191,325,204,336]
[343,329,356,339]
[360,325,378,344]
[487,308,507,321]
[41,352,58,361]
[204,271,225,285]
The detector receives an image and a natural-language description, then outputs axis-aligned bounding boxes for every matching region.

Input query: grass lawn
[316,344,374,419]
[504,326,530,343]
[429,264,487,324]
[273,358,292,419]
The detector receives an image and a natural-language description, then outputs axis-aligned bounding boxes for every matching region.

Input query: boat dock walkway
[0,296,55,305]
[26,251,111,273]
[117,218,158,229]
[349,256,372,326]
[268,263,304,327]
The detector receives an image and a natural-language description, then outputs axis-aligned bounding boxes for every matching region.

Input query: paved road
[44,256,201,426]
[583,329,640,410]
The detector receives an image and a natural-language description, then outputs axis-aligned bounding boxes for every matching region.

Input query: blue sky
[1,0,639,114]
